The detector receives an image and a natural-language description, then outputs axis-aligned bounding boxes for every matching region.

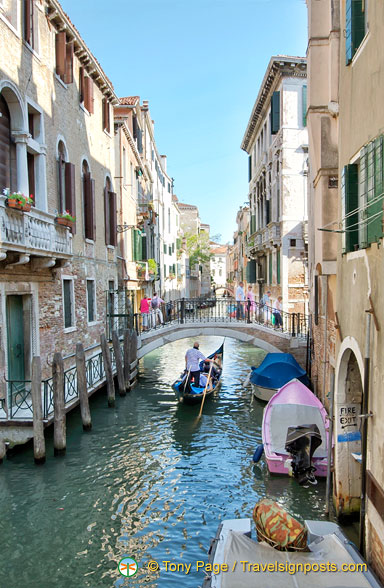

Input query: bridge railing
[132,297,308,338]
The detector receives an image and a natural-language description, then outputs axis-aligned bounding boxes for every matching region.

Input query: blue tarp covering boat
[250,353,310,402]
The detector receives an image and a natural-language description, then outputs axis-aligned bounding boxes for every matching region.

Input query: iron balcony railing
[1,345,119,422]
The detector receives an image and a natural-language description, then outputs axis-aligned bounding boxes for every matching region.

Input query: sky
[60,0,308,243]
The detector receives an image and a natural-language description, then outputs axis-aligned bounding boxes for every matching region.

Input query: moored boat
[172,342,224,405]
[262,378,330,482]
[250,353,311,402]
[203,517,380,588]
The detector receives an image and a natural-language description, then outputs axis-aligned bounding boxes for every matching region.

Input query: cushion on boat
[253,499,308,551]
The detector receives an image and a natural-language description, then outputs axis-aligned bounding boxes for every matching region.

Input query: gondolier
[185,342,212,387]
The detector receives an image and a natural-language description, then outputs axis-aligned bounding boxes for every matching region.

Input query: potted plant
[147,258,158,280]
[55,211,76,228]
[3,188,34,212]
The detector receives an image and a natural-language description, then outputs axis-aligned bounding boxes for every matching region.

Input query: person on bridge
[236,281,245,320]
[273,296,283,329]
[151,292,165,326]
[185,342,213,388]
[140,295,150,331]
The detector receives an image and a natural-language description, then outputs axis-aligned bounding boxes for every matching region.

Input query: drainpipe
[322,275,328,405]
[359,311,372,556]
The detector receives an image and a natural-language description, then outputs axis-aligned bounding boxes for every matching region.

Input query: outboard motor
[285,424,322,486]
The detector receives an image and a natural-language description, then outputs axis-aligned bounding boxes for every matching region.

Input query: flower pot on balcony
[55,217,74,229]
[6,199,32,212]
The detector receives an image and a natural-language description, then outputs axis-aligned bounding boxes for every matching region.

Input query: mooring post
[52,352,66,456]
[0,438,6,464]
[76,343,92,431]
[112,330,126,397]
[129,329,138,387]
[31,356,46,464]
[123,329,131,391]
[101,334,115,407]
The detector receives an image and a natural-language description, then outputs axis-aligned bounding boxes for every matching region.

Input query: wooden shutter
[104,187,110,245]
[64,41,74,84]
[368,137,384,244]
[79,67,85,103]
[55,32,66,79]
[342,164,359,252]
[0,95,11,190]
[271,91,280,134]
[141,234,147,261]
[302,85,307,127]
[109,192,117,247]
[248,155,252,182]
[24,0,32,45]
[132,115,138,139]
[246,260,256,284]
[346,0,365,65]
[65,162,76,234]
[84,77,94,114]
[84,172,95,240]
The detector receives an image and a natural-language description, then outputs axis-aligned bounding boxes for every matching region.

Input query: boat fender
[253,444,264,463]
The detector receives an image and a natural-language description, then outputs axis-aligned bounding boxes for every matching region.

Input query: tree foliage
[185,231,211,267]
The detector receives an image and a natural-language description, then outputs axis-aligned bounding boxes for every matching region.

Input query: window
[102,98,110,133]
[290,239,297,247]
[163,243,167,255]
[269,253,272,284]
[104,177,117,246]
[0,94,15,191]
[346,0,366,65]
[57,141,76,233]
[302,85,307,127]
[86,280,96,323]
[342,137,384,253]
[168,208,171,233]
[82,160,95,240]
[219,269,222,277]
[63,278,75,328]
[55,32,74,84]
[23,0,35,49]
[271,91,280,135]
[79,68,94,113]
[248,154,252,182]
[168,246,172,256]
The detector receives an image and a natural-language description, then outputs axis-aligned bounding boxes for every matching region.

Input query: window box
[56,217,74,229]
[6,199,32,212]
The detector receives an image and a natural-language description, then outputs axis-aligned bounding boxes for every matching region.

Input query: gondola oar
[198,363,213,419]
[183,368,191,394]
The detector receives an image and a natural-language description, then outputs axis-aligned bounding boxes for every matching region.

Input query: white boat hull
[251,383,277,403]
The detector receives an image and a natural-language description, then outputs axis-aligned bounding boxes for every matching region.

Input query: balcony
[0,198,72,264]
[247,222,281,256]
[136,261,149,281]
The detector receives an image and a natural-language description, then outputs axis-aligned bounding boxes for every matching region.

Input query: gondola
[172,342,224,405]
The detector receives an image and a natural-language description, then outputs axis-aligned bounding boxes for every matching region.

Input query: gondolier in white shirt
[185,342,213,388]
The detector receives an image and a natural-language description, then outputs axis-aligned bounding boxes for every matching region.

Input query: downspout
[359,311,372,556]
[322,275,328,405]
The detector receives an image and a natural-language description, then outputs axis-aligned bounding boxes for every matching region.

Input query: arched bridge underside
[138,322,307,366]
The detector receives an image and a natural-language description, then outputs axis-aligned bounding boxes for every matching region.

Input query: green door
[6,295,25,382]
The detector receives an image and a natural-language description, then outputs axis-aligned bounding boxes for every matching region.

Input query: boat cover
[250,353,310,390]
[268,404,327,458]
[221,531,373,588]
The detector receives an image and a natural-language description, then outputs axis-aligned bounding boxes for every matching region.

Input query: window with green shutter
[345,0,365,65]
[341,164,359,253]
[269,253,273,284]
[277,249,281,284]
[163,264,167,277]
[172,242,175,253]
[163,243,167,255]
[246,260,256,284]
[168,246,172,256]
[63,279,74,328]
[141,234,147,261]
[271,91,280,135]
[250,214,256,235]
[248,155,252,182]
[176,238,181,250]
[369,137,384,244]
[132,229,142,261]
[302,85,307,127]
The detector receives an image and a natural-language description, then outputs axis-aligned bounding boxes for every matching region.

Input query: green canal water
[1,337,334,588]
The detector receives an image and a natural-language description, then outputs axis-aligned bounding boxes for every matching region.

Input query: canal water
[1,337,332,588]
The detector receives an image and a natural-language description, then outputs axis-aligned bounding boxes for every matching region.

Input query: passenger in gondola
[185,342,213,388]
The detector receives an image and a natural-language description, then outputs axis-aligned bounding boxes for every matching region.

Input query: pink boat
[262,379,330,480]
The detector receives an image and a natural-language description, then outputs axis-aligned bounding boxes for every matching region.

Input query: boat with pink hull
[262,379,330,482]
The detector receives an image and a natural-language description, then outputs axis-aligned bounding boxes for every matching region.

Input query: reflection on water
[0,337,331,588]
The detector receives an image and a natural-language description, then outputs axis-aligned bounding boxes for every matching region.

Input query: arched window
[57,140,75,232]
[82,160,95,240]
[0,94,16,192]
[104,177,117,247]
